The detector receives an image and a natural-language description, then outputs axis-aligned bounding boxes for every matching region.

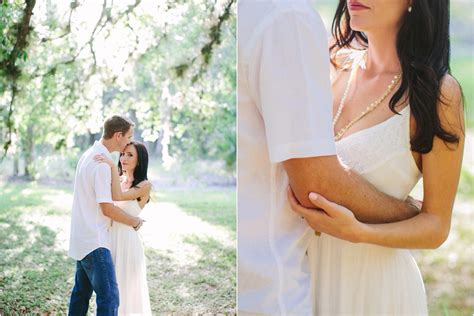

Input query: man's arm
[94,163,142,229]
[100,203,141,228]
[245,9,416,224]
[284,155,418,224]
[93,154,151,201]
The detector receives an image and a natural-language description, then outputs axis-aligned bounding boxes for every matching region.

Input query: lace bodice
[335,102,421,201]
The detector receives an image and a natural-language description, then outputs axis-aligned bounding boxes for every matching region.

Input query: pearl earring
[408,6,412,12]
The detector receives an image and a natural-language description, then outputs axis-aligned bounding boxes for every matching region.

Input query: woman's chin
[349,20,367,33]
[122,167,134,174]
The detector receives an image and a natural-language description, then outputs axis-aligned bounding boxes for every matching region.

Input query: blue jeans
[68,247,119,316]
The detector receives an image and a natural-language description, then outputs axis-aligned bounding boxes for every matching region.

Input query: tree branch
[173,0,235,83]
[2,0,36,158]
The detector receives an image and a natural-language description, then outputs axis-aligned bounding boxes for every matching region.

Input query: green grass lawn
[410,161,474,315]
[155,189,236,232]
[147,188,236,313]
[0,181,236,314]
[0,182,74,314]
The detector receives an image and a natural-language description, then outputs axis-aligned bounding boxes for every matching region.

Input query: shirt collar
[93,141,113,160]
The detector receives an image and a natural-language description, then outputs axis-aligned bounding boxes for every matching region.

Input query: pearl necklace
[333,51,402,141]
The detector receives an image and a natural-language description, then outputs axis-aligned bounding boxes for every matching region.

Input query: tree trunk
[13,155,19,176]
[160,82,174,169]
[23,125,34,178]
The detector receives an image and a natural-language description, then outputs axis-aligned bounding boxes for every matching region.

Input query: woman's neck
[122,170,134,184]
[364,31,401,76]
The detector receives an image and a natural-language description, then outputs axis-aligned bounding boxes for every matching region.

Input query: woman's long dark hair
[330,0,463,153]
[118,141,149,201]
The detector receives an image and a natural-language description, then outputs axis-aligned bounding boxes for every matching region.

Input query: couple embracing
[238,0,464,315]
[68,116,152,315]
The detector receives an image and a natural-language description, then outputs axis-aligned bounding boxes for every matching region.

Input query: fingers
[308,192,338,217]
[287,186,312,218]
[287,187,326,222]
[405,195,422,212]
[288,187,329,233]
[93,154,105,162]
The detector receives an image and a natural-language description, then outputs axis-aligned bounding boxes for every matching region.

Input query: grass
[0,180,236,314]
[154,189,236,232]
[147,188,236,314]
[417,208,474,316]
[146,235,236,313]
[410,163,474,315]
[0,182,74,315]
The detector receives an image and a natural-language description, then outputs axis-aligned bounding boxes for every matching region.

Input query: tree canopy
[0,0,236,176]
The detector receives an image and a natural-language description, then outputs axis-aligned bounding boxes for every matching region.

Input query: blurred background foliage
[0,0,236,184]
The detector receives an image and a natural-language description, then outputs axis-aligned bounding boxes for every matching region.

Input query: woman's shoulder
[438,74,464,132]
[137,180,152,189]
[439,74,462,103]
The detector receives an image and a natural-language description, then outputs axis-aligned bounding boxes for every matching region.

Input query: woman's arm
[288,75,465,249]
[94,155,152,201]
[361,75,465,248]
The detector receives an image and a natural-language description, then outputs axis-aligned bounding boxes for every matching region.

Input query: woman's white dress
[111,200,152,315]
[308,51,429,315]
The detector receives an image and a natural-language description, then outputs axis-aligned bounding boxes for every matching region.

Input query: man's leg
[69,260,93,316]
[88,247,120,316]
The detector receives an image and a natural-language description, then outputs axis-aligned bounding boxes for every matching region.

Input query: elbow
[284,155,341,208]
[427,226,450,249]
[102,207,111,217]
[291,182,332,209]
[112,193,124,201]
[290,187,314,208]
[288,172,332,209]
[100,204,114,218]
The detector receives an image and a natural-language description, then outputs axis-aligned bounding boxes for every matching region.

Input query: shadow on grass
[0,181,76,314]
[0,217,74,314]
[146,235,236,314]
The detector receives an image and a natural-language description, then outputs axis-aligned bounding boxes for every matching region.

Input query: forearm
[105,205,138,227]
[110,166,125,200]
[284,156,416,223]
[359,211,449,249]
[333,166,414,223]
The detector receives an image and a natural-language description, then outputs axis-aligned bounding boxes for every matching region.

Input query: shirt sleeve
[94,163,113,204]
[248,9,336,163]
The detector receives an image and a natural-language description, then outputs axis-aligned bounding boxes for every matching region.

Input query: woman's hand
[287,186,367,243]
[94,154,116,168]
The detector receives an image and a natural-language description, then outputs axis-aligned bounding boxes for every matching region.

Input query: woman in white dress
[95,141,153,315]
[289,0,464,315]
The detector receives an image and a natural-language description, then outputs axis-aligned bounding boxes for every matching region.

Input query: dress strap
[330,49,366,85]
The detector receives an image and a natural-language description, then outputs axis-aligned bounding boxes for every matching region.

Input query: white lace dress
[111,200,152,315]
[307,103,428,315]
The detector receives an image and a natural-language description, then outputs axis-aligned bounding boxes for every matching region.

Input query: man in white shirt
[238,1,419,315]
[68,116,144,316]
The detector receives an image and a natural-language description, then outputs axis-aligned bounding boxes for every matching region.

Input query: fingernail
[309,192,318,200]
